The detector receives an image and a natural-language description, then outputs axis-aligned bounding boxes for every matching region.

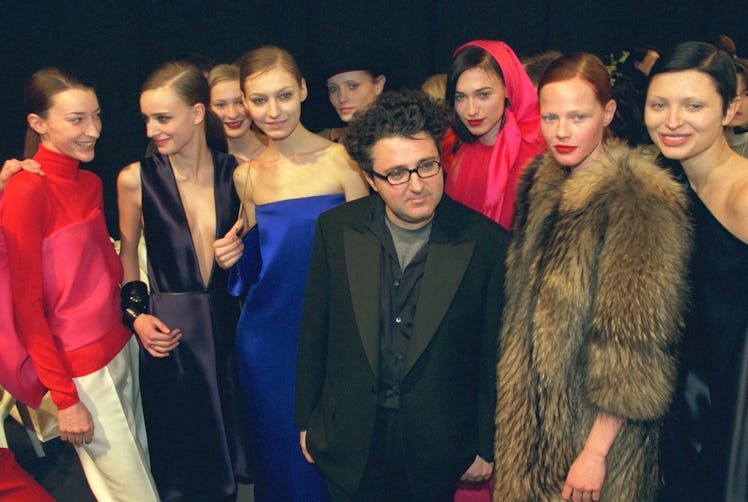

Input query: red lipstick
[467,119,484,127]
[554,145,576,154]
[658,133,690,147]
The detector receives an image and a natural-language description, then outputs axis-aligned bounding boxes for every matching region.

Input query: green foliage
[606,51,629,85]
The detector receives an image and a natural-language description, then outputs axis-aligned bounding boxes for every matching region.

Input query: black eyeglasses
[369,160,442,185]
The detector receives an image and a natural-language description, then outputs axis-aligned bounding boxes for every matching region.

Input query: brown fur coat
[493,143,692,501]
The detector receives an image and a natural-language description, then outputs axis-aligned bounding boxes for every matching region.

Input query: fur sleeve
[585,149,692,421]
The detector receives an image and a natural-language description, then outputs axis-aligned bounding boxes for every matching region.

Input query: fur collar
[528,141,685,211]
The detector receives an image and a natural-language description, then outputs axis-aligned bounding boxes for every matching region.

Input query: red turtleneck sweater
[1,145,130,410]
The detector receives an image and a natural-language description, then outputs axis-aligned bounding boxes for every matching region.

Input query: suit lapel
[344,225,381,378]
[404,220,475,377]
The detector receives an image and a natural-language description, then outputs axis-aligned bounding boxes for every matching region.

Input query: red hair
[538,53,613,138]
[538,52,612,107]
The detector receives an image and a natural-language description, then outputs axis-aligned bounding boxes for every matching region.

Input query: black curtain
[1,0,743,236]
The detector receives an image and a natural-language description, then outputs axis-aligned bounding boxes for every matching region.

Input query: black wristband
[121,280,149,331]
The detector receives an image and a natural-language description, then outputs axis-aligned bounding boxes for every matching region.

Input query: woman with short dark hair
[646,41,748,502]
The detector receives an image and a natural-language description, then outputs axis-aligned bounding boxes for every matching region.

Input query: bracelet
[120,280,149,331]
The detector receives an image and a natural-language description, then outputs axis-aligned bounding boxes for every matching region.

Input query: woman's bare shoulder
[117,161,142,189]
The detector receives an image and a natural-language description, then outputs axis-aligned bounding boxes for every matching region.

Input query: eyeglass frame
[368,160,443,186]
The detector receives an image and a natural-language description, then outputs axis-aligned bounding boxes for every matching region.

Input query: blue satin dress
[231,193,346,501]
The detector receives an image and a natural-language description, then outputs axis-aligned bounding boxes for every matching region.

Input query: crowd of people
[0,34,746,502]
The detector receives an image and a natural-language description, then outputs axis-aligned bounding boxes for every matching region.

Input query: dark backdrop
[2,0,745,236]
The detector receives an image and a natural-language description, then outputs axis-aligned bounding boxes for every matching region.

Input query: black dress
[660,162,748,501]
[140,151,251,501]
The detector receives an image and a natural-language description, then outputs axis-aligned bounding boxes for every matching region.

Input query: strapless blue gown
[231,193,346,501]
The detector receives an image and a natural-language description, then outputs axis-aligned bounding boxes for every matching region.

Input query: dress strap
[238,161,254,222]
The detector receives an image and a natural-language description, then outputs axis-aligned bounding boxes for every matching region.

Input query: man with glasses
[295,89,510,501]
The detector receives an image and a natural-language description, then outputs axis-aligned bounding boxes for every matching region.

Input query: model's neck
[169,135,211,178]
[269,123,312,157]
[228,130,264,160]
[682,136,733,193]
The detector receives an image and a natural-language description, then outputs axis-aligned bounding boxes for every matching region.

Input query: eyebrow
[248,86,295,97]
[455,87,493,95]
[64,110,100,116]
[383,156,439,172]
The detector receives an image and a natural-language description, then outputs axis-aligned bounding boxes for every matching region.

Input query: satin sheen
[232,193,346,501]
[139,152,250,500]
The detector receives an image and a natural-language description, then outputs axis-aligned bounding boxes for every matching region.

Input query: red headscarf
[444,40,546,230]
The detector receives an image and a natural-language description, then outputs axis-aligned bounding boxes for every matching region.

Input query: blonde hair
[207,64,240,88]
[421,74,447,102]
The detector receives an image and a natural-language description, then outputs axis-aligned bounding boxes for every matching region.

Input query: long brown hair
[24,68,92,158]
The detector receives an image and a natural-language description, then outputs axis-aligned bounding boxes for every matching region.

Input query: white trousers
[72,337,159,502]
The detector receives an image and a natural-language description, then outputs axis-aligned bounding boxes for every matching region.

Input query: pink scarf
[445,40,546,231]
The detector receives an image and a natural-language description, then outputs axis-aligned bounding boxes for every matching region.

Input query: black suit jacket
[295,193,509,497]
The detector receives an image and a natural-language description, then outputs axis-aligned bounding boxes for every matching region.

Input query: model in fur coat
[493,139,691,501]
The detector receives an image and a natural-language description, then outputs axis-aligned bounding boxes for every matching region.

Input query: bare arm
[117,162,181,357]
[117,162,144,284]
[299,430,314,464]
[214,162,258,270]
[562,412,623,502]
[726,175,748,243]
[233,161,257,230]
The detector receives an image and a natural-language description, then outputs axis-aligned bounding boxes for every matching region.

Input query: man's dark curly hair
[343,89,451,173]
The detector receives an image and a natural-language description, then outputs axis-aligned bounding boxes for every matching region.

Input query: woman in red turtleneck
[0,68,158,501]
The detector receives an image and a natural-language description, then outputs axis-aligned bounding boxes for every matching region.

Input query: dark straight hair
[446,46,505,143]
[649,41,736,115]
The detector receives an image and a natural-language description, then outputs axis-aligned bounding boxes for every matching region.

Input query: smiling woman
[1,67,159,501]
[116,61,251,501]
[211,45,369,502]
[208,63,266,162]
[646,41,748,502]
